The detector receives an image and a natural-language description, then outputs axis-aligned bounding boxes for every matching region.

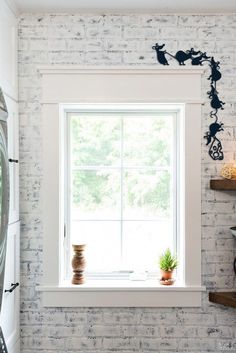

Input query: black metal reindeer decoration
[152,43,225,161]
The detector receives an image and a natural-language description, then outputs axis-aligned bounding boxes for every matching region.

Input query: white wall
[19,13,236,352]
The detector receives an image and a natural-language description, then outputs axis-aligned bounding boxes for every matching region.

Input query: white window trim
[38,66,205,307]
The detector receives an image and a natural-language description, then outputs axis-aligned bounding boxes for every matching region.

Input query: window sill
[37,280,206,307]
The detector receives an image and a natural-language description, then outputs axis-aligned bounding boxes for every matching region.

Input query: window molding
[37,283,205,308]
[40,66,205,307]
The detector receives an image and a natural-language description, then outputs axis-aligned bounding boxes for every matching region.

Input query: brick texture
[19,13,236,353]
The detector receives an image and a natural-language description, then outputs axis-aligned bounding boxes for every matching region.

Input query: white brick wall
[19,13,236,353]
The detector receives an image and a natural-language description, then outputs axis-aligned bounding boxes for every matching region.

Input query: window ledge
[37,281,206,307]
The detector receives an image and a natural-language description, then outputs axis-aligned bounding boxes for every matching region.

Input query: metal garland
[152,43,225,161]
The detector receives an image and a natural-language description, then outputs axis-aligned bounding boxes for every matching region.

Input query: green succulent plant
[159,248,178,272]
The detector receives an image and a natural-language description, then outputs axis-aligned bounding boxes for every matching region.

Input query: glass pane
[70,221,120,271]
[70,115,121,166]
[67,110,176,275]
[123,170,171,220]
[72,170,121,220]
[123,116,173,167]
[122,221,173,271]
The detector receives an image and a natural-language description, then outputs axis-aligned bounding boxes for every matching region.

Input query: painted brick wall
[19,13,236,352]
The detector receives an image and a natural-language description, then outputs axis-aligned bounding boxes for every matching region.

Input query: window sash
[63,107,180,280]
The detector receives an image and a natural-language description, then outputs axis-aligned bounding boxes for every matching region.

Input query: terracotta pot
[160,269,173,281]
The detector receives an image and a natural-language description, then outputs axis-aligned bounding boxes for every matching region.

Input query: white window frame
[38,66,205,307]
[64,105,180,280]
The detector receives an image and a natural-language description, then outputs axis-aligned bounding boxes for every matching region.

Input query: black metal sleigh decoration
[152,43,225,161]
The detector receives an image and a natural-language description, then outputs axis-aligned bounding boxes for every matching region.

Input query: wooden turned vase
[71,244,86,285]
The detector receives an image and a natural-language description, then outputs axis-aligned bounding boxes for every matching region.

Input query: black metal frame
[152,43,225,161]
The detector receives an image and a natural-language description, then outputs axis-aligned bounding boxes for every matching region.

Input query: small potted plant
[159,248,178,285]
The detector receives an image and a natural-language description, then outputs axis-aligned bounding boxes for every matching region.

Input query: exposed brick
[19,12,236,353]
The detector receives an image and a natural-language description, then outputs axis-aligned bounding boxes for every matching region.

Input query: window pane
[72,170,121,220]
[70,221,120,271]
[122,221,173,271]
[70,115,121,166]
[123,116,173,167]
[68,110,176,275]
[123,170,171,220]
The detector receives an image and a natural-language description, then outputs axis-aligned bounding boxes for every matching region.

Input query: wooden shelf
[209,292,236,308]
[210,179,236,190]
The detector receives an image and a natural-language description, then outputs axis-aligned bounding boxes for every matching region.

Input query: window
[64,106,180,279]
[39,67,204,307]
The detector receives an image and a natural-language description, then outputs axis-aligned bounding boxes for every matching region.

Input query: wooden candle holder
[71,244,86,285]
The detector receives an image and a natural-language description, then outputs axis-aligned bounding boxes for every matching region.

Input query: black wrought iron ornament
[152,43,225,161]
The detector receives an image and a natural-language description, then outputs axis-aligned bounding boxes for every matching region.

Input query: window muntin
[64,107,180,278]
